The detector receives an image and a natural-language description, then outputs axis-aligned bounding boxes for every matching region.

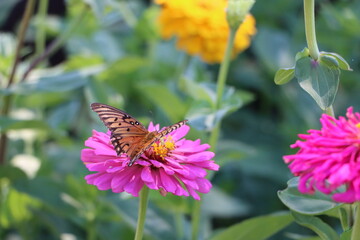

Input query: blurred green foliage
[1,0,360,239]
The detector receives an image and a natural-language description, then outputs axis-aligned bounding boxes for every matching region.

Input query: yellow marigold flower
[155,0,256,64]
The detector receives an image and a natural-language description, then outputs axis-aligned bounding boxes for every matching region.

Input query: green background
[1,0,359,239]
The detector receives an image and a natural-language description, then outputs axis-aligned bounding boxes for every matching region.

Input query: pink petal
[159,169,178,193]
[170,125,190,141]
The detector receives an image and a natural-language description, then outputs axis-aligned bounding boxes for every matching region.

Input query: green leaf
[338,206,351,231]
[47,101,81,129]
[223,87,254,110]
[0,33,16,77]
[210,212,293,240]
[180,77,217,107]
[186,86,253,131]
[0,117,51,133]
[320,55,339,68]
[300,237,322,240]
[295,55,340,110]
[13,177,69,210]
[84,0,105,20]
[85,78,122,106]
[321,52,352,71]
[1,188,41,227]
[64,175,100,201]
[295,47,310,61]
[291,211,339,240]
[274,68,295,85]
[253,28,293,72]
[150,191,190,214]
[1,66,104,95]
[64,54,104,71]
[278,178,341,215]
[216,140,250,164]
[135,6,160,41]
[180,77,253,130]
[98,56,149,83]
[138,83,187,122]
[0,0,21,24]
[203,187,250,218]
[185,100,214,131]
[109,56,148,75]
[340,229,352,240]
[0,165,27,181]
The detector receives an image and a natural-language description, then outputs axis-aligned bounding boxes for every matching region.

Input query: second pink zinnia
[284,107,360,203]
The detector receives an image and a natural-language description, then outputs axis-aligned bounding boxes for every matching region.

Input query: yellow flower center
[151,136,176,161]
[356,123,360,128]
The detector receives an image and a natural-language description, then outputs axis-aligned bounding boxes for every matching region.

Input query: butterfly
[91,103,188,166]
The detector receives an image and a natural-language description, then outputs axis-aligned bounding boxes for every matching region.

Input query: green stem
[0,95,13,164]
[35,0,49,56]
[215,28,237,110]
[134,187,149,240]
[325,106,334,117]
[86,219,96,240]
[304,0,320,60]
[351,202,360,240]
[5,0,36,88]
[191,200,201,240]
[191,26,238,240]
[175,212,184,240]
[208,122,221,152]
[0,0,36,164]
[209,28,237,151]
[22,4,89,81]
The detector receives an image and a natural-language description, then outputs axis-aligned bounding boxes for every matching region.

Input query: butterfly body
[91,103,187,166]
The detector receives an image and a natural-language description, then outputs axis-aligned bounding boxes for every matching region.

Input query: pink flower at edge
[81,122,219,200]
[284,107,360,203]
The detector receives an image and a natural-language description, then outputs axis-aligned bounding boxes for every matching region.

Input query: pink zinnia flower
[284,107,360,203]
[81,122,219,200]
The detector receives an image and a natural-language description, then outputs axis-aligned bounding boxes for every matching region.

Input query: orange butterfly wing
[90,103,149,161]
[91,103,188,166]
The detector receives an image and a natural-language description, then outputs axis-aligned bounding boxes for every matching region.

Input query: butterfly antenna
[128,158,136,167]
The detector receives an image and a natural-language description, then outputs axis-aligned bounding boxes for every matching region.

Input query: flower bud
[227,0,255,30]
